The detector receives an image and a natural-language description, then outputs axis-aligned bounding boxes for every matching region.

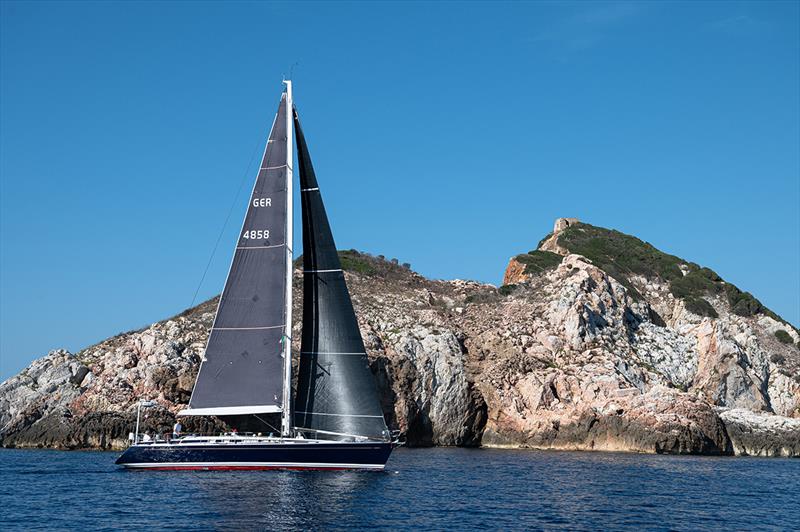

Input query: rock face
[718,409,800,457]
[2,223,799,456]
[503,258,527,287]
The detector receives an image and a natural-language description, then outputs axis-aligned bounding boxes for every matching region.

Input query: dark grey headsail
[181,93,290,416]
[292,107,390,441]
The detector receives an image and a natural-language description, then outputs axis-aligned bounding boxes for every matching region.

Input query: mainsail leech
[292,107,390,441]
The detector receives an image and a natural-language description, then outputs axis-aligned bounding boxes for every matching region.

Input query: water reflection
[181,469,386,528]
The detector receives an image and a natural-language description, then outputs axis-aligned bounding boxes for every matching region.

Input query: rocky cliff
[2,220,799,456]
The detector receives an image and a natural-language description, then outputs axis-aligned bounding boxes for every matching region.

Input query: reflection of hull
[115,438,394,471]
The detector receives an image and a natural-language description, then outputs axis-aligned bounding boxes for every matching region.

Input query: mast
[281,80,294,437]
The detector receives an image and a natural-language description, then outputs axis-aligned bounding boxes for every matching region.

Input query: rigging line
[189,140,262,309]
[253,414,280,434]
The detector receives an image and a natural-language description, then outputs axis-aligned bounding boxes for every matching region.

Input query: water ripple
[1,448,798,530]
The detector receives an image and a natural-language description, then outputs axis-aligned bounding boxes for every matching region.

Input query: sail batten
[292,107,390,441]
[179,405,283,416]
[184,94,290,415]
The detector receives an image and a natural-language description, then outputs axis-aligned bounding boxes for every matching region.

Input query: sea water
[1,447,798,530]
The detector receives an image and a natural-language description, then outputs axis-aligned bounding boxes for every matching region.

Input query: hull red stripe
[138,465,356,471]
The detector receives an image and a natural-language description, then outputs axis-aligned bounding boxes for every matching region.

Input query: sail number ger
[253,197,272,207]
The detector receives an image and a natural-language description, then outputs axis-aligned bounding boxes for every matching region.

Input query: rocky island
[2,219,798,456]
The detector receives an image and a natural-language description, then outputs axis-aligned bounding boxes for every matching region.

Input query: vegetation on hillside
[294,249,412,279]
[684,297,718,318]
[554,222,791,326]
[498,283,518,296]
[339,249,378,275]
[514,250,563,275]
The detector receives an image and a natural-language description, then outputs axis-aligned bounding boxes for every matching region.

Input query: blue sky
[1,1,798,380]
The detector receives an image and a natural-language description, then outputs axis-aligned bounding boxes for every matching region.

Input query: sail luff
[181,93,289,416]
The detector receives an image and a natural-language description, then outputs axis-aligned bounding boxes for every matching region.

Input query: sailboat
[116,81,397,470]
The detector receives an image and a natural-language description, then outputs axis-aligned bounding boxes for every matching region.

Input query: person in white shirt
[142,432,152,442]
[172,421,182,439]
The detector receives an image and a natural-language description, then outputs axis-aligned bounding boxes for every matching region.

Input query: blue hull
[115,440,394,470]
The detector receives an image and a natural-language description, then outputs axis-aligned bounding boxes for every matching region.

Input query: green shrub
[770,353,786,364]
[723,284,766,317]
[498,284,517,296]
[514,250,563,275]
[774,330,793,344]
[338,250,376,275]
[684,297,718,318]
[670,269,719,299]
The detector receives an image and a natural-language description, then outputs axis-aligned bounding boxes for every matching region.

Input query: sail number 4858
[243,230,270,239]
